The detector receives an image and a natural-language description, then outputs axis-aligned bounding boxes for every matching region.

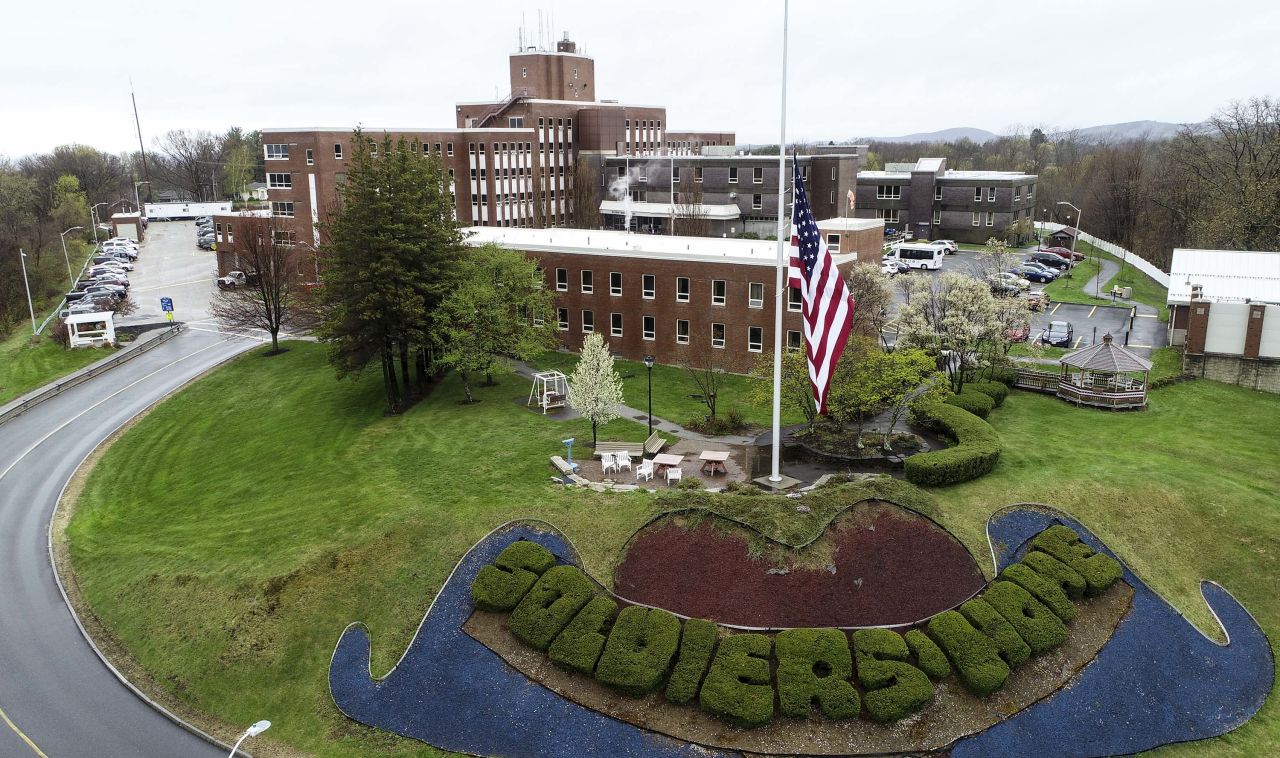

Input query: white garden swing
[528,370,570,414]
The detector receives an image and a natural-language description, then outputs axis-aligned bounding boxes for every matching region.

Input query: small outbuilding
[1048,226,1078,247]
[66,311,116,348]
[1056,333,1152,409]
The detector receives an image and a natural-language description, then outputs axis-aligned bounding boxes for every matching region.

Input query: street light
[1056,201,1088,292]
[90,202,107,245]
[228,719,271,757]
[134,181,150,216]
[17,249,36,334]
[643,355,656,437]
[59,226,84,285]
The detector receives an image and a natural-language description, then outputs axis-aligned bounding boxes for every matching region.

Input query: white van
[890,242,946,270]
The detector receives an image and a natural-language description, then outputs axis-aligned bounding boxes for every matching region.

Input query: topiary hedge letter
[509,565,595,651]
[926,610,1010,696]
[959,598,1031,669]
[1029,525,1123,596]
[594,606,682,696]
[983,580,1068,655]
[1021,550,1088,600]
[471,540,556,612]
[699,633,775,728]
[904,629,952,681]
[666,618,719,705]
[548,595,618,675]
[998,562,1078,622]
[776,628,860,720]
[851,629,933,723]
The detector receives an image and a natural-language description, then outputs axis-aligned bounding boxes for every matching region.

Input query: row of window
[557,311,790,352]
[552,270,795,310]
[876,184,1037,203]
[875,208,998,227]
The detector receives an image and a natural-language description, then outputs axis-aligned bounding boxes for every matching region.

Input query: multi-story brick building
[464,221,883,372]
[854,157,1037,244]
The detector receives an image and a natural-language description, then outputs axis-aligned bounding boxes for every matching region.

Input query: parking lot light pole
[90,202,107,245]
[134,181,150,214]
[59,226,84,285]
[18,249,36,334]
[228,720,271,757]
[643,355,655,437]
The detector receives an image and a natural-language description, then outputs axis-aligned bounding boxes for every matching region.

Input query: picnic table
[699,450,730,476]
[651,453,683,475]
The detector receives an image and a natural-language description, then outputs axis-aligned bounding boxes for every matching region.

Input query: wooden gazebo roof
[1061,333,1153,373]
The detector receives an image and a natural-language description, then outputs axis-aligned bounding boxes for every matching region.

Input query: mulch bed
[613,501,987,627]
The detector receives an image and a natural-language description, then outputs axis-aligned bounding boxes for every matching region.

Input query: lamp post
[18,249,36,334]
[90,202,107,245]
[228,720,271,757]
[59,226,84,285]
[134,181,150,216]
[643,355,655,437]
[1056,200,1087,292]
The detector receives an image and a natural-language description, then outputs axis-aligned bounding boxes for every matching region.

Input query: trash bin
[1121,286,1133,298]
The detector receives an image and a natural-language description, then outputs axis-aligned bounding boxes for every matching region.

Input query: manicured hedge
[509,565,596,651]
[983,580,1068,655]
[904,402,1002,486]
[665,618,719,705]
[966,380,1009,407]
[926,610,1011,696]
[1029,525,1123,596]
[1022,550,1088,601]
[776,628,860,720]
[471,540,556,612]
[987,366,1018,386]
[548,596,618,675]
[904,629,952,681]
[945,389,995,419]
[960,598,1031,669]
[851,629,933,723]
[699,633,775,728]
[594,606,682,696]
[998,562,1078,623]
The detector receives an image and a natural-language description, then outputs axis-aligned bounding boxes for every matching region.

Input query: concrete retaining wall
[1183,353,1280,394]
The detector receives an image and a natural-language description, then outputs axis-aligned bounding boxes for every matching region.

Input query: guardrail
[0,324,184,428]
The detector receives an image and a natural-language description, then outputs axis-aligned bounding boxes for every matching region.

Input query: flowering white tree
[897,272,1000,393]
[567,332,624,447]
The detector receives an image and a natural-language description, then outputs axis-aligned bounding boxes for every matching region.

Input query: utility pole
[131,80,150,193]
[18,249,37,335]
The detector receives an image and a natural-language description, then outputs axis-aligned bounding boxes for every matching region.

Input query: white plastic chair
[666,466,682,485]
[600,452,617,474]
[615,451,632,471]
[635,460,654,482]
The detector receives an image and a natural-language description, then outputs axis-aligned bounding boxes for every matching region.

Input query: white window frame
[787,330,802,351]
[557,308,569,331]
[676,276,690,302]
[642,315,655,341]
[986,211,995,227]
[267,173,292,189]
[934,185,942,200]
[748,326,764,353]
[712,279,726,306]
[753,166,764,184]
[676,319,690,344]
[933,209,942,225]
[305,148,314,166]
[876,185,902,199]
[748,282,764,309]
[271,201,294,218]
[611,312,623,337]
[972,212,981,227]
[610,271,622,296]
[582,310,594,332]
[264,143,289,160]
[877,208,900,224]
[826,233,840,253]
[694,166,703,183]
[788,287,802,312]
[752,194,763,210]
[642,273,655,299]
[974,187,983,201]
[988,187,997,202]
[555,268,568,291]
[728,167,738,184]
[711,323,726,349]
[581,270,593,294]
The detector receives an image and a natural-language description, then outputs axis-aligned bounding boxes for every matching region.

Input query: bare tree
[845,262,893,346]
[681,337,726,421]
[671,170,709,236]
[151,130,223,201]
[572,155,602,229]
[211,218,309,354]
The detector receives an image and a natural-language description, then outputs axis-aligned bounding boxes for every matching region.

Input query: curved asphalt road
[0,327,256,757]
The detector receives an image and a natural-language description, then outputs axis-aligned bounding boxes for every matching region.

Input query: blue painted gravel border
[329,509,1273,757]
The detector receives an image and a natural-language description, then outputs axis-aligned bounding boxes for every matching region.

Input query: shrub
[988,366,1018,386]
[471,540,557,612]
[675,475,705,491]
[509,565,596,651]
[904,629,951,681]
[983,580,1068,655]
[548,596,618,675]
[699,633,775,728]
[998,562,1078,622]
[851,629,933,723]
[959,598,1030,669]
[665,618,719,705]
[966,380,1009,407]
[594,606,682,696]
[944,389,995,419]
[904,402,1002,486]
[775,628,860,720]
[1029,525,1123,596]
[926,610,1010,696]
[1021,550,1087,601]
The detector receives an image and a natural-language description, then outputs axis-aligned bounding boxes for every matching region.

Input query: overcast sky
[3,0,1276,158]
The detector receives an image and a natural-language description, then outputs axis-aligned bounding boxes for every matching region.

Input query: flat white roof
[464,226,861,267]
[599,200,741,220]
[1168,248,1280,305]
[817,217,884,232]
[65,311,114,324]
[859,169,1035,181]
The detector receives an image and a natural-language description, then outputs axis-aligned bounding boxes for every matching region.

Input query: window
[214,222,222,242]
[447,142,454,156]
[974,187,983,201]
[749,282,764,308]
[934,185,942,200]
[788,287,802,312]
[642,274,655,299]
[611,313,623,337]
[876,208,900,224]
[988,187,997,202]
[1028,185,1035,201]
[265,144,289,160]
[509,116,524,128]
[555,268,568,291]
[933,209,942,224]
[581,270,593,293]
[267,173,292,189]
[531,309,545,327]
[522,66,528,78]
[728,166,738,184]
[468,142,476,155]
[753,166,764,184]
[986,211,995,226]
[676,277,690,302]
[1014,187,1022,201]
[694,166,703,183]
[787,330,802,351]
[557,308,569,331]
[748,326,763,352]
[305,148,314,166]
[876,185,902,199]
[676,319,690,344]
[972,212,981,226]
[610,271,622,296]
[272,230,296,245]
[712,280,726,306]
[582,310,594,332]
[711,323,725,348]
[643,315,655,340]
[638,168,647,182]
[752,194,763,210]
[829,190,836,204]
[271,201,294,218]
[673,168,680,184]
[831,166,837,180]
[826,233,840,253]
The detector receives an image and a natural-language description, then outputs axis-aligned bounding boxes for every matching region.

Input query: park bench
[550,456,577,475]
[594,441,644,457]
[644,432,666,456]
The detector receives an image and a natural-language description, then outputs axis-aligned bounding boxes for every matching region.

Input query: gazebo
[1056,333,1152,410]
[527,370,570,414]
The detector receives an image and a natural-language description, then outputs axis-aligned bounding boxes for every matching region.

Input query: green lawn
[1007,343,1069,360]
[66,343,1280,757]
[0,327,113,404]
[533,350,803,429]
[1041,257,1116,307]
[1076,240,1171,321]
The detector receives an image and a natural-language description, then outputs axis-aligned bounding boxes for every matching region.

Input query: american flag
[788,159,855,413]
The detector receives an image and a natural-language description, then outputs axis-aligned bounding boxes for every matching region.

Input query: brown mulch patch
[613,501,987,628]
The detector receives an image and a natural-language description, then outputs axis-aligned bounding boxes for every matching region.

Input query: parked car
[103,246,138,261]
[1041,245,1085,262]
[1010,264,1056,283]
[217,270,260,289]
[66,284,125,302]
[1005,322,1031,342]
[1039,320,1075,347]
[1024,290,1050,311]
[89,273,129,288]
[988,272,1030,295]
[197,237,215,250]
[930,239,959,254]
[105,237,138,249]
[1027,252,1071,271]
[194,216,212,225]
[88,264,130,277]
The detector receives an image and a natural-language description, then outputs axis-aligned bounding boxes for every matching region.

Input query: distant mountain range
[869,120,1189,144]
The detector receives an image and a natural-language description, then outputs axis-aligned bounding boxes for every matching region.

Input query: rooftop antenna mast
[130,77,150,205]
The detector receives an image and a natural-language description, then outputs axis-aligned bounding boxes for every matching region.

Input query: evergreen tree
[567,332,624,447]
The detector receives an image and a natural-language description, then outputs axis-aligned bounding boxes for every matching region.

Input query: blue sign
[160,297,174,312]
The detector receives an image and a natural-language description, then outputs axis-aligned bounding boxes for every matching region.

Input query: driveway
[124,220,219,325]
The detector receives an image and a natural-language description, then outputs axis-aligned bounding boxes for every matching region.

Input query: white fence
[1036,222,1170,287]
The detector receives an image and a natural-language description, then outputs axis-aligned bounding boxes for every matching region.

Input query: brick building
[464,221,883,372]
[854,157,1037,244]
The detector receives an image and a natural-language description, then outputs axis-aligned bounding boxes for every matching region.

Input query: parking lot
[121,220,219,325]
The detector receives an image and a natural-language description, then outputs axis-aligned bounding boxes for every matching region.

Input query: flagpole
[769,0,790,484]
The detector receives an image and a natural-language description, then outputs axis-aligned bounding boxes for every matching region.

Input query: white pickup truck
[216,270,260,290]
